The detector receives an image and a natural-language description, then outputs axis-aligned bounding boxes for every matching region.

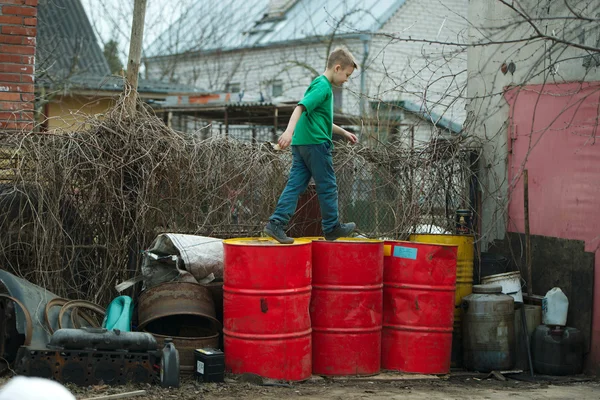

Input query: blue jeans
[270,142,339,234]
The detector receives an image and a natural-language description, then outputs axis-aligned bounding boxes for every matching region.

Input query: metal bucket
[481,271,523,303]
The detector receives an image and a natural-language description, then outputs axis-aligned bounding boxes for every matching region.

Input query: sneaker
[324,222,356,241]
[264,221,294,244]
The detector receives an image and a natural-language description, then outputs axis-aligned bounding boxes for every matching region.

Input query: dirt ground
[2,374,599,400]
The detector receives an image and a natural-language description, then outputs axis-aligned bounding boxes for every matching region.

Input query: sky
[82,0,189,63]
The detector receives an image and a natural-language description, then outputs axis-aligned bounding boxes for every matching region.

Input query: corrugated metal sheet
[146,0,405,57]
[505,82,600,369]
[36,73,208,95]
[37,0,111,78]
[35,0,207,95]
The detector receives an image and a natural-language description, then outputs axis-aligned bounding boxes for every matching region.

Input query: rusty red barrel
[382,241,457,374]
[310,238,384,376]
[223,238,312,381]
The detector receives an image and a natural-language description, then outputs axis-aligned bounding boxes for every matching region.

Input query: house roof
[400,100,462,134]
[145,0,405,58]
[36,0,207,96]
[37,0,111,80]
[372,100,463,134]
[40,73,210,97]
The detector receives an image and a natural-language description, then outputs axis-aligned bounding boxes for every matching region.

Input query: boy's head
[326,47,357,86]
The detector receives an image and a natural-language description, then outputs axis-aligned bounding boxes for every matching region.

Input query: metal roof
[400,100,462,134]
[36,0,111,79]
[35,0,208,96]
[146,0,405,58]
[36,73,209,96]
[371,100,463,134]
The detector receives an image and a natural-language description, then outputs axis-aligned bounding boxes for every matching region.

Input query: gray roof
[146,0,405,58]
[36,0,111,79]
[400,100,462,133]
[371,100,463,134]
[40,73,208,96]
[35,0,207,95]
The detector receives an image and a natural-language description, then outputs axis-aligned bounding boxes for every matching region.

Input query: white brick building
[144,0,468,145]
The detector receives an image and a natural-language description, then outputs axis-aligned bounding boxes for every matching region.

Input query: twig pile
[0,96,478,304]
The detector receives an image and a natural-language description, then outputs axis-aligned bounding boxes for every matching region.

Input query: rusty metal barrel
[138,282,221,374]
[382,241,457,374]
[310,238,384,376]
[223,238,312,381]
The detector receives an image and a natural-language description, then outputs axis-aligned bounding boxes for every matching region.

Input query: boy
[264,47,359,244]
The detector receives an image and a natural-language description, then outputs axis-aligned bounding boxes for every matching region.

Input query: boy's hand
[278,130,293,149]
[344,131,358,144]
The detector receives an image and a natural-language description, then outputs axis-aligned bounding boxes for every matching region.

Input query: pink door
[505,82,600,371]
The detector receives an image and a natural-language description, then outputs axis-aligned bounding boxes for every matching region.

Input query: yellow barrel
[409,233,474,366]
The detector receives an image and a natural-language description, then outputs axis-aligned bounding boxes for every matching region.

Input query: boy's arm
[333,124,358,144]
[278,105,305,149]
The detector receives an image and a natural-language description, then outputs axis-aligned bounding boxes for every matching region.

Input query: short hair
[327,47,358,70]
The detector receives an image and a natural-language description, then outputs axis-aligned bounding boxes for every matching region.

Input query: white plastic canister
[542,287,569,326]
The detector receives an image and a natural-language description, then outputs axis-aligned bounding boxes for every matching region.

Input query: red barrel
[382,241,457,374]
[223,238,312,381]
[310,238,384,376]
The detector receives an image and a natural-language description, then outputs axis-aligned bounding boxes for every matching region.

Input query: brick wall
[0,0,37,132]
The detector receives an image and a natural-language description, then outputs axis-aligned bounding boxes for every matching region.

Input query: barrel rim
[307,237,384,244]
[384,240,458,248]
[145,329,220,341]
[138,311,222,333]
[223,237,312,246]
[223,328,312,340]
[409,233,475,238]
[480,271,522,281]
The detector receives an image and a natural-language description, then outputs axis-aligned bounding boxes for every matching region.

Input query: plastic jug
[542,287,569,326]
[102,295,134,331]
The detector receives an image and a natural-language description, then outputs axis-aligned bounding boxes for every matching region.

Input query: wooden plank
[83,390,146,400]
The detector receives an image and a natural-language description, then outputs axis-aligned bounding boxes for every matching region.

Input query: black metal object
[49,328,158,352]
[14,347,159,386]
[0,297,25,364]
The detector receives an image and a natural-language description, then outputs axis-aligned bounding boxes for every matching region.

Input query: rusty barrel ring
[137,282,222,332]
[0,294,33,346]
[58,300,106,330]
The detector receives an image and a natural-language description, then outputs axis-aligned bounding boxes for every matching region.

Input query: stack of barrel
[222,235,463,380]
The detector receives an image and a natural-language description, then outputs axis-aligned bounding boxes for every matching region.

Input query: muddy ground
[2,373,599,400]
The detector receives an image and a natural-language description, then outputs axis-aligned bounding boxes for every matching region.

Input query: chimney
[265,0,296,19]
[0,0,37,132]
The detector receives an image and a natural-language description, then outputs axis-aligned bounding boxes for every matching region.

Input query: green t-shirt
[292,75,333,146]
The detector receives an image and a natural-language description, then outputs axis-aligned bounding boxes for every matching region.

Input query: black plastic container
[532,325,583,375]
[194,348,225,383]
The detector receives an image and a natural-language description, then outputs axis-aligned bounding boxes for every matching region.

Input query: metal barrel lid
[223,237,312,246]
[472,284,503,294]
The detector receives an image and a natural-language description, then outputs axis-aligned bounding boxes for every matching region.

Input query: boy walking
[264,47,359,244]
